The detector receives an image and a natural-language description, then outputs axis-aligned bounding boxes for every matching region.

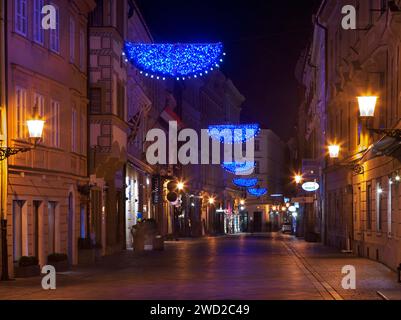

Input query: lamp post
[0,107,44,281]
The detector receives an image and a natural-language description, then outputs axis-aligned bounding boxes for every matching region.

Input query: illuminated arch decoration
[208,124,260,144]
[232,178,258,188]
[123,42,225,80]
[247,188,267,197]
[222,162,255,175]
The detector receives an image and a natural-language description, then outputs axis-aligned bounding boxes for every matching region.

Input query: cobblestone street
[0,234,400,300]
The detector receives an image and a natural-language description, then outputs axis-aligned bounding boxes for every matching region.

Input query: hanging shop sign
[302,182,320,192]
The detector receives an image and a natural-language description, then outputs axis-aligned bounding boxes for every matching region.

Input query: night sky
[136,0,322,142]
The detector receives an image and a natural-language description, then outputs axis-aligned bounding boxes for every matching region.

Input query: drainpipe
[0,0,9,281]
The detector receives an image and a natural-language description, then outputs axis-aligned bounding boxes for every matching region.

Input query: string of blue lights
[208,124,260,144]
[123,42,225,80]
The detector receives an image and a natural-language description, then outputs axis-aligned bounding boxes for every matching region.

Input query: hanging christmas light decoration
[247,188,267,197]
[123,42,225,79]
[222,162,255,175]
[208,124,260,144]
[232,178,258,188]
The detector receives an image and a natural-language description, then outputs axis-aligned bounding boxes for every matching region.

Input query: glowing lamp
[357,96,378,118]
[177,181,185,191]
[294,175,303,184]
[27,119,45,140]
[208,197,215,205]
[328,145,340,159]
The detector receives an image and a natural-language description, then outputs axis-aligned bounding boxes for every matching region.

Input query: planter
[14,265,41,278]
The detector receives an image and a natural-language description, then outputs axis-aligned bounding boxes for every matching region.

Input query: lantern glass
[328,145,340,159]
[357,96,377,117]
[27,119,45,139]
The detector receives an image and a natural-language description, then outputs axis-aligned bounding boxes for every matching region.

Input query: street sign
[291,197,314,204]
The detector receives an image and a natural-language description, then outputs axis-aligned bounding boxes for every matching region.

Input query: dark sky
[136,0,322,141]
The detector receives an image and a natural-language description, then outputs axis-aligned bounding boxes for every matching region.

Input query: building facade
[297,0,401,270]
[0,0,95,277]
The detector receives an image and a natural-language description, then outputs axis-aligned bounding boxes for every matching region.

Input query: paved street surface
[0,233,400,300]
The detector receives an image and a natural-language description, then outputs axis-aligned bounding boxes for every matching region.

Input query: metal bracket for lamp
[0,147,32,161]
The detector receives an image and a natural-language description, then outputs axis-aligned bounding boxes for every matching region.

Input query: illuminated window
[50,5,60,53]
[15,87,27,139]
[15,0,28,36]
[51,100,60,148]
[367,184,372,230]
[33,0,44,44]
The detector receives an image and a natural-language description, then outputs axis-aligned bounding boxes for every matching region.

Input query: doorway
[253,212,262,233]
[68,193,74,264]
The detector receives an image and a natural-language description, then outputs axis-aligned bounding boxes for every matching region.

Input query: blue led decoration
[233,178,258,188]
[247,188,268,197]
[222,162,255,175]
[123,42,225,79]
[208,124,260,144]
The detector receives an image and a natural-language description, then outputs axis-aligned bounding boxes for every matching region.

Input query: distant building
[247,129,287,232]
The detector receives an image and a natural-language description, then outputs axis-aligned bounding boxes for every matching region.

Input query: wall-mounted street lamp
[328,144,340,159]
[208,197,215,205]
[294,174,303,185]
[357,96,378,118]
[177,181,185,192]
[0,108,45,161]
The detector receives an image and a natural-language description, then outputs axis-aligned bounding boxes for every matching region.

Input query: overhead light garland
[247,188,267,197]
[222,162,255,175]
[208,124,260,144]
[123,42,225,80]
[232,178,258,188]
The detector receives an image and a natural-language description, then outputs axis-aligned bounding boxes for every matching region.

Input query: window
[50,5,60,53]
[79,29,85,70]
[89,0,104,26]
[33,0,45,44]
[367,184,372,230]
[15,87,27,139]
[388,179,393,236]
[71,107,78,153]
[51,101,60,148]
[255,160,260,175]
[376,182,383,231]
[255,139,260,152]
[69,17,75,63]
[117,81,125,120]
[15,0,28,36]
[81,113,86,154]
[90,88,102,114]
